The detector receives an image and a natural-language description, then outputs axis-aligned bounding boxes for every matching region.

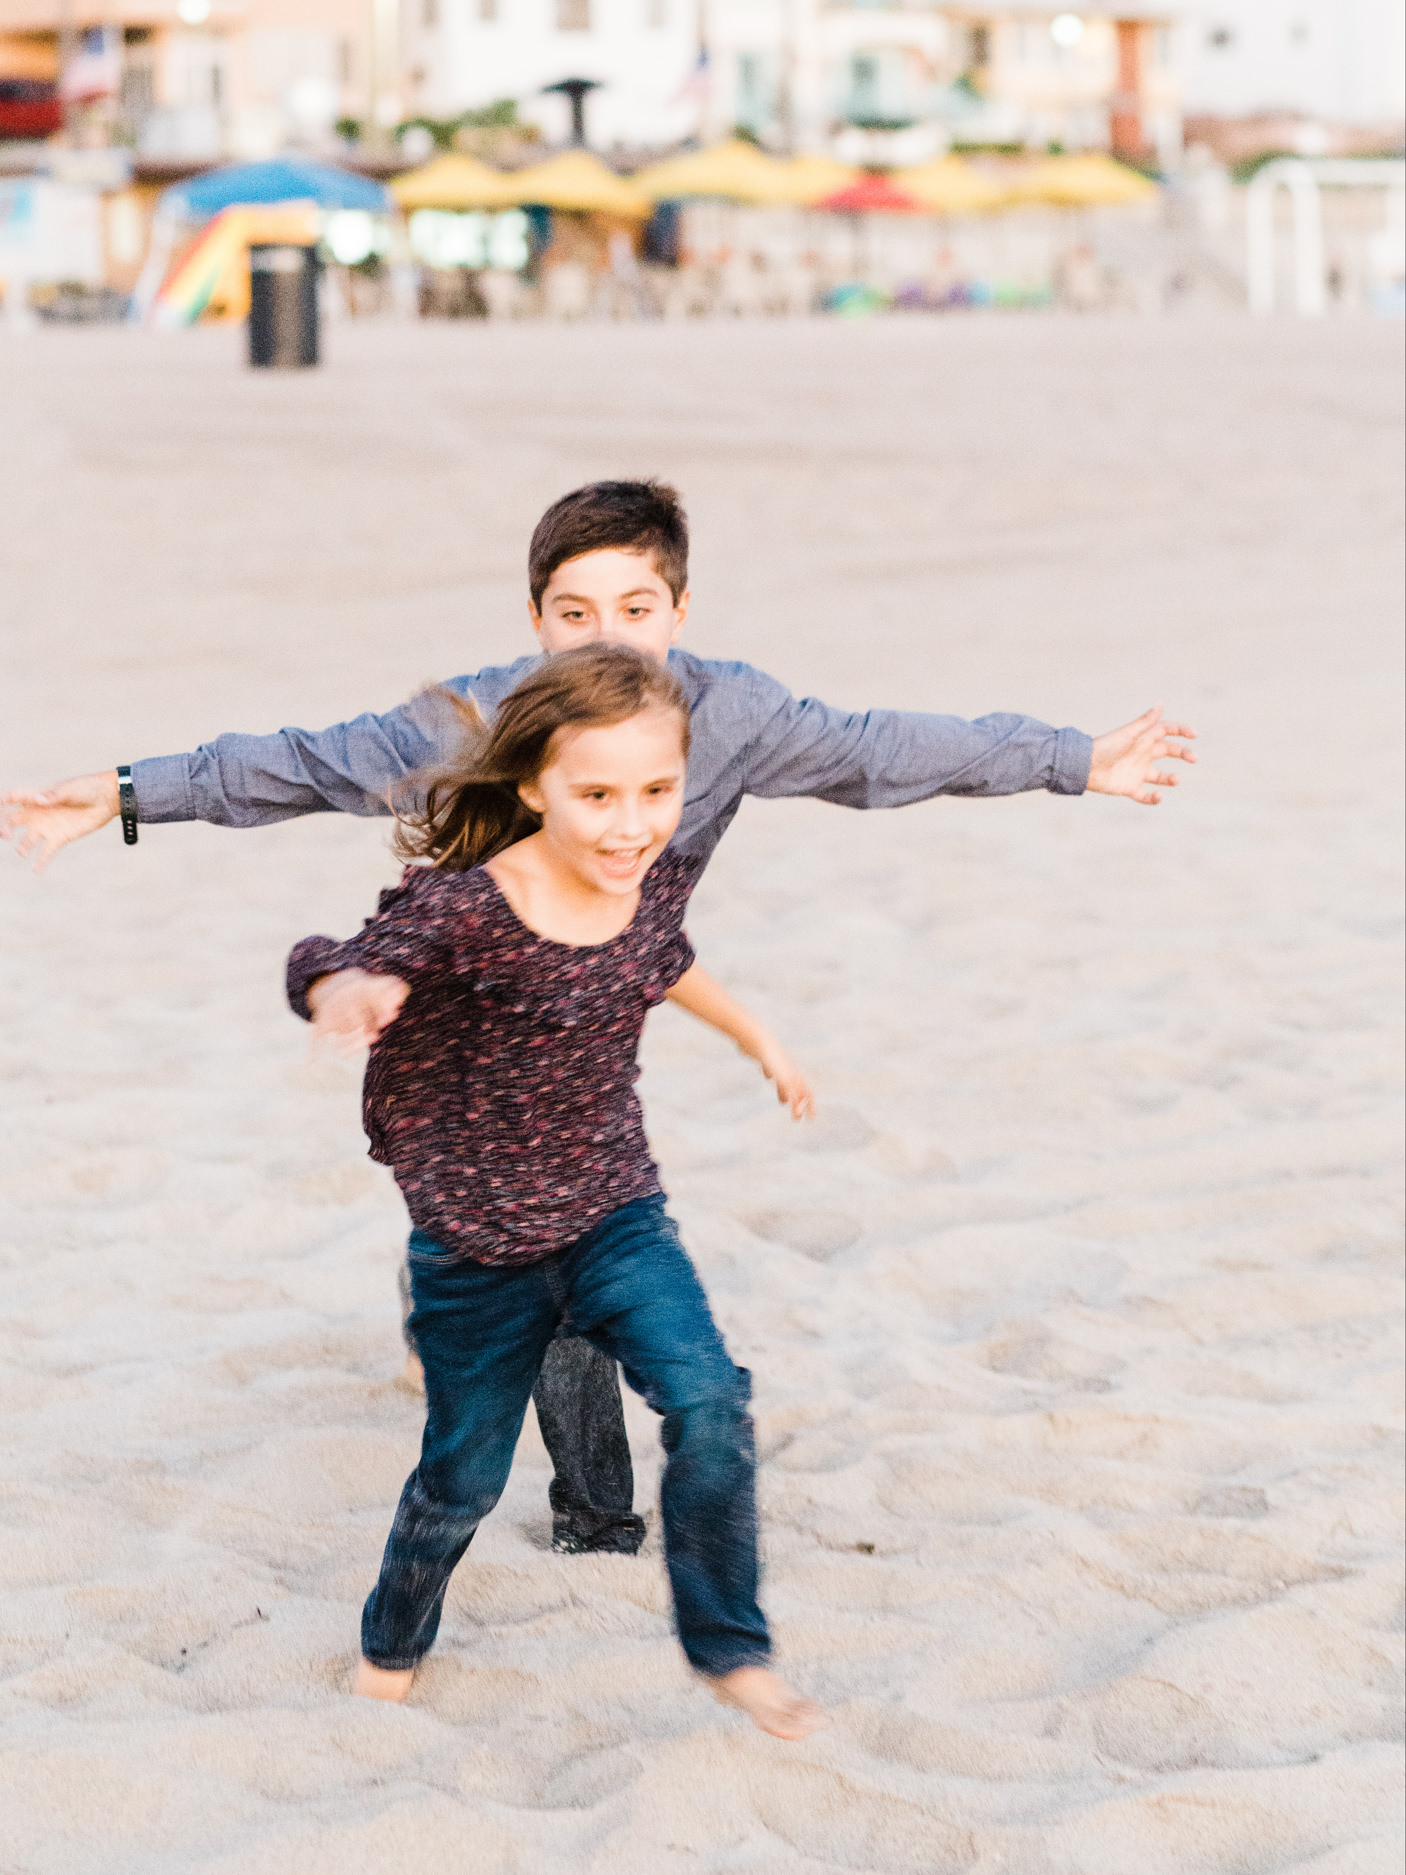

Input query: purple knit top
[287,849,699,1266]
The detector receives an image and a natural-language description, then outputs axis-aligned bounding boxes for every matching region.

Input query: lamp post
[543,76,600,147]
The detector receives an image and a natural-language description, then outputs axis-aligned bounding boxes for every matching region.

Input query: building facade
[702,4,1181,161]
[1179,0,1405,133]
[394,2,1183,161]
[0,1,377,161]
[400,0,702,149]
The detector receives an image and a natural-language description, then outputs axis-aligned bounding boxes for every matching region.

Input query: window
[557,0,590,29]
[846,47,910,127]
[735,50,777,132]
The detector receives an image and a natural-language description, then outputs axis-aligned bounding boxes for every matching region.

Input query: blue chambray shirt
[130,649,1091,867]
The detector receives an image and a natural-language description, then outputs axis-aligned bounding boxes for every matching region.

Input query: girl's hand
[758,1045,815,1121]
[307,968,410,1053]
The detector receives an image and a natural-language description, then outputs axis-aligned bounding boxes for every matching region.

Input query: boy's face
[530,549,689,662]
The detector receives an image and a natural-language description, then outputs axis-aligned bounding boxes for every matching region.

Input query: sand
[0,312,1402,1875]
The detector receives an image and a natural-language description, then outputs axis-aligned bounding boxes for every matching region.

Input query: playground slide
[154,203,319,327]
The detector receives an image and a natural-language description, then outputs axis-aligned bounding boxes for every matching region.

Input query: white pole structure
[1247,157,1406,317]
[1247,159,1325,316]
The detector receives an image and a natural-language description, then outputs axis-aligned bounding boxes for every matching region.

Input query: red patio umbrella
[819,173,923,213]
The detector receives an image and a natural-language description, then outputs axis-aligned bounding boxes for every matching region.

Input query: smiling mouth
[598,847,648,877]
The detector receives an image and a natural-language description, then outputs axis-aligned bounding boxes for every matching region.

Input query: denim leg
[361,1235,558,1670]
[533,1334,645,1554]
[405,1255,637,1552]
[561,1198,771,1679]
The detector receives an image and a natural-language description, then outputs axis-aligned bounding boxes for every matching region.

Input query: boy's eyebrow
[549,587,660,604]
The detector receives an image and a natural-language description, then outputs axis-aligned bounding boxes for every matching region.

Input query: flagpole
[57,0,76,143]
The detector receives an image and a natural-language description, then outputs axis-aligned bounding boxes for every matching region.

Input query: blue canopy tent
[132,157,394,324]
[163,157,390,222]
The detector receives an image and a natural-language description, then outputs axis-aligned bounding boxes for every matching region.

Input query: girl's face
[518,707,687,898]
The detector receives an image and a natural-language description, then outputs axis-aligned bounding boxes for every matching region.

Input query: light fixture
[1050,13,1085,49]
[178,0,212,22]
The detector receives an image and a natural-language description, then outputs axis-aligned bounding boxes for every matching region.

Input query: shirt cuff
[1051,727,1093,795]
[129,753,196,823]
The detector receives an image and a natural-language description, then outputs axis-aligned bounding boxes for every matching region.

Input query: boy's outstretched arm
[665,965,814,1119]
[0,770,120,873]
[732,667,1194,812]
[1084,703,1197,805]
[0,667,536,873]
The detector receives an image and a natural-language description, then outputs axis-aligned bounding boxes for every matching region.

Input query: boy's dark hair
[528,479,688,609]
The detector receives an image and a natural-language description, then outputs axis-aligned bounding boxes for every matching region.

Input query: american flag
[61,26,122,103]
[674,44,711,106]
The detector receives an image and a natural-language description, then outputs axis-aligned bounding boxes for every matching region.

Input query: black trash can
[248,244,319,369]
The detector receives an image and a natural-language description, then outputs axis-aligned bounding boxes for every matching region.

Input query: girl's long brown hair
[390,643,690,873]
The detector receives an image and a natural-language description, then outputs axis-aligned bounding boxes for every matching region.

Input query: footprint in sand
[744,1208,863,1262]
[749,1759,975,1874]
[793,1104,878,1154]
[981,1324,1124,1391]
[6,1148,172,1210]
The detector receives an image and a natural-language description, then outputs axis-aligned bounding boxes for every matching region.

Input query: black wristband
[116,765,138,845]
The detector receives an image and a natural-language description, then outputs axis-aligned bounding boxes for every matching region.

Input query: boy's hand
[307,969,410,1052]
[1087,705,1196,805]
[758,1044,815,1121]
[1,770,120,872]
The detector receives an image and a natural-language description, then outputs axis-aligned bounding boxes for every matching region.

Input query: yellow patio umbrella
[895,156,1010,215]
[502,149,651,216]
[1008,153,1157,209]
[391,152,519,211]
[634,138,789,204]
[767,153,862,206]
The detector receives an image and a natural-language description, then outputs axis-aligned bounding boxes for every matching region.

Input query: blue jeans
[362,1195,771,1679]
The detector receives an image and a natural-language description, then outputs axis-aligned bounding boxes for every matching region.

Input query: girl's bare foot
[400,1350,425,1393]
[353,1657,414,1702]
[710,1666,825,1741]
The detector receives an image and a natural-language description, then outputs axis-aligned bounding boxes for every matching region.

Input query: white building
[399,2,1184,160]
[1179,1,1406,130]
[399,0,703,148]
[702,4,1181,161]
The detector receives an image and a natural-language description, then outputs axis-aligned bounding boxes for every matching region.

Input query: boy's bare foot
[400,1350,425,1393]
[353,1657,414,1702]
[710,1666,825,1741]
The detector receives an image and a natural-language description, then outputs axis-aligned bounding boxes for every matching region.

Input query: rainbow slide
[154,203,319,327]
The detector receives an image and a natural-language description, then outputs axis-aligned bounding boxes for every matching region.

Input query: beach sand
[1,313,1401,1875]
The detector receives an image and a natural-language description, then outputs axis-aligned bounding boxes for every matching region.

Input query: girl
[288,643,822,1741]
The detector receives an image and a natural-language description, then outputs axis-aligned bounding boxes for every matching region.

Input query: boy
[2,480,1195,1556]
